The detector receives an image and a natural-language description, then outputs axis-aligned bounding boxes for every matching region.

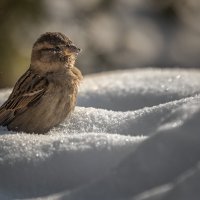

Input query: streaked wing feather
[0,69,48,126]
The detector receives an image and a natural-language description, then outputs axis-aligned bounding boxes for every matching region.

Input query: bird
[0,32,83,134]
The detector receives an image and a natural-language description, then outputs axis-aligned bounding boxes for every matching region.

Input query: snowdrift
[0,68,200,200]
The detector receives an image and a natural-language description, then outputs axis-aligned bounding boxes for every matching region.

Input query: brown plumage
[0,32,83,133]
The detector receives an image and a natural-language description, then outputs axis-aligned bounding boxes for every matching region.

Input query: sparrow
[0,32,83,134]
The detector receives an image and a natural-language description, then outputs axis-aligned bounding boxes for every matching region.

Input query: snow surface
[0,68,200,200]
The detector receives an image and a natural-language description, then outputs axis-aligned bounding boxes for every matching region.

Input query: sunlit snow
[0,68,200,200]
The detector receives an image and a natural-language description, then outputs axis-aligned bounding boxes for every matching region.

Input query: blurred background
[0,0,200,88]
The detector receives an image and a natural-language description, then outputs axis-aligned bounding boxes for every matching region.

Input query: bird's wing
[0,69,49,126]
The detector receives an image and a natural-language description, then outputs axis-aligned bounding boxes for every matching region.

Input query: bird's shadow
[0,126,16,135]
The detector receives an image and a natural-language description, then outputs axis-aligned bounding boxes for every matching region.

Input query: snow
[77,69,200,111]
[0,68,200,200]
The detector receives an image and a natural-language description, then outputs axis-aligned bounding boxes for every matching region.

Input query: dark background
[0,0,200,88]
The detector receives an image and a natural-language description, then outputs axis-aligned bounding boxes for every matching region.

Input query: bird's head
[31,32,81,72]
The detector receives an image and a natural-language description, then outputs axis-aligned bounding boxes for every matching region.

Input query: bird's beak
[64,45,81,55]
